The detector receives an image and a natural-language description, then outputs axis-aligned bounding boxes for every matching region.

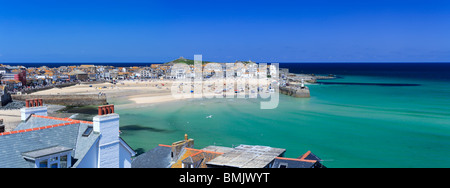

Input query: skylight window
[82,126,93,137]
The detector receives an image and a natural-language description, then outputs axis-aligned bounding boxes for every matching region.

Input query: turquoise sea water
[112,65,450,168]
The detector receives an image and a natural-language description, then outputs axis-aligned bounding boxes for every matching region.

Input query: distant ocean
[8,62,450,167]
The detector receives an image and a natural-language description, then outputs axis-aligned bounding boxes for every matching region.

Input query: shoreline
[26,79,286,106]
[2,78,295,127]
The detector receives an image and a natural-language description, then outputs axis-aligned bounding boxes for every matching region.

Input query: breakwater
[12,94,107,106]
[279,86,310,98]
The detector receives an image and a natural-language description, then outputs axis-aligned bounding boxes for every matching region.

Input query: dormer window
[22,146,73,168]
[278,163,288,168]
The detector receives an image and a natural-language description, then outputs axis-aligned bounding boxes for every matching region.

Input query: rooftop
[0,114,98,168]
[22,145,73,160]
[205,145,286,168]
[131,136,326,168]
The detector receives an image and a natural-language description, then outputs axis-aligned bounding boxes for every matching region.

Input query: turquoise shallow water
[113,73,450,168]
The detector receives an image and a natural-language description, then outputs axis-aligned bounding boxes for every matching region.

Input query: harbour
[113,63,450,168]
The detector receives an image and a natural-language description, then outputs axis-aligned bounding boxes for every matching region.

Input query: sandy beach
[28,80,178,105]
[28,78,276,105]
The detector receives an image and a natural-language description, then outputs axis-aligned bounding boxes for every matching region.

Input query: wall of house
[76,140,99,168]
[119,142,132,168]
[99,143,120,168]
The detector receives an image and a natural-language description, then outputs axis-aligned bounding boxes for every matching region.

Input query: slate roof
[272,157,317,168]
[15,116,68,131]
[131,145,172,168]
[271,151,326,168]
[0,115,99,168]
[22,145,73,159]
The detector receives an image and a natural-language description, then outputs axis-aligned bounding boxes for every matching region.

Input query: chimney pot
[97,105,115,116]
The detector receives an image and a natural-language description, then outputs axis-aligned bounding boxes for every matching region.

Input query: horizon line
[1,61,450,64]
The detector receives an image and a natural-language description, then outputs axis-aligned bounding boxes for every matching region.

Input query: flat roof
[21,145,72,160]
[206,145,286,168]
[201,146,234,153]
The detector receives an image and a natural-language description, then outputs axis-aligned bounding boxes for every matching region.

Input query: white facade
[20,106,48,121]
[72,113,134,168]
[93,113,134,168]
[75,139,100,168]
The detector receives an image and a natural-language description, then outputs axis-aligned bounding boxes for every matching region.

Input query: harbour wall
[12,94,107,106]
[19,83,78,94]
[279,86,310,98]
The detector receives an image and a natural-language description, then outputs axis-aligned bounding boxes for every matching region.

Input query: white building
[0,100,135,168]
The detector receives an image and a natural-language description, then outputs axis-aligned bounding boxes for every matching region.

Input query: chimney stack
[20,98,47,121]
[93,104,120,168]
[171,134,194,162]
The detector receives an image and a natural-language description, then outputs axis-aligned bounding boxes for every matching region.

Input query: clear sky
[0,0,449,63]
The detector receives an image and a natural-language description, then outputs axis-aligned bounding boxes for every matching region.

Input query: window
[278,163,288,168]
[60,155,68,168]
[39,160,48,168]
[50,156,58,162]
[82,126,93,137]
[34,152,71,168]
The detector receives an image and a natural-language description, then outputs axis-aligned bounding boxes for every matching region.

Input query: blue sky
[0,0,449,62]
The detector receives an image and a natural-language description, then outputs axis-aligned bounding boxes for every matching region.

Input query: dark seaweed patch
[120,124,173,133]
